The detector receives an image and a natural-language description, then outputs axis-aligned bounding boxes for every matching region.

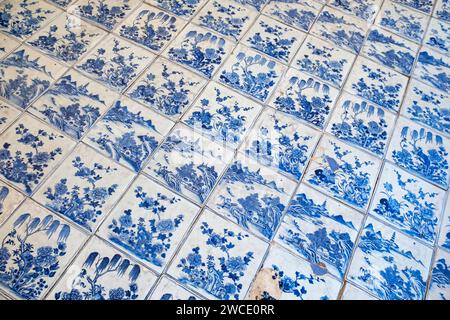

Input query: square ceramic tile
[247,245,342,300]
[69,0,141,31]
[117,4,186,53]
[241,16,306,64]
[207,153,297,240]
[305,135,381,211]
[310,7,369,54]
[48,236,157,300]
[413,48,450,93]
[29,70,119,140]
[97,174,201,272]
[400,79,450,137]
[27,13,106,65]
[76,35,155,93]
[0,46,67,109]
[424,18,450,56]
[292,35,356,88]
[392,0,435,14]
[181,82,262,148]
[438,195,450,249]
[386,116,450,189]
[328,0,383,22]
[427,249,450,300]
[341,283,378,300]
[0,101,21,135]
[84,97,174,172]
[0,34,19,59]
[361,26,419,75]
[126,57,207,120]
[149,276,200,300]
[0,181,25,225]
[192,0,258,42]
[347,217,434,300]
[326,92,397,158]
[241,108,321,181]
[376,0,429,43]
[275,184,364,279]
[269,68,340,129]
[146,0,207,19]
[262,0,323,32]
[344,56,409,113]
[0,114,76,195]
[434,0,450,22]
[217,44,286,102]
[0,0,61,40]
[33,143,135,232]
[164,25,233,79]
[167,209,268,300]
[369,162,446,245]
[0,199,88,300]
[144,124,234,204]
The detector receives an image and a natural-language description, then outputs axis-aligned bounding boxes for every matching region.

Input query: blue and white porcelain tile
[0,181,25,226]
[241,107,321,181]
[361,26,419,75]
[217,44,286,103]
[27,13,107,66]
[167,209,268,300]
[0,101,21,135]
[392,0,435,14]
[328,0,383,22]
[69,0,141,31]
[0,114,76,195]
[149,276,201,300]
[146,0,207,19]
[163,24,233,79]
[144,124,234,204]
[76,34,155,93]
[0,199,88,300]
[192,0,258,42]
[347,216,434,300]
[248,244,342,300]
[427,248,450,300]
[241,15,305,65]
[207,153,297,240]
[275,184,364,280]
[33,143,134,232]
[376,0,430,43]
[369,162,446,245]
[29,70,119,140]
[84,96,174,172]
[268,68,340,129]
[47,236,158,300]
[423,18,450,56]
[0,0,62,40]
[305,135,381,211]
[292,35,356,89]
[117,3,186,54]
[438,195,450,249]
[386,116,450,189]
[434,0,450,22]
[126,57,207,120]
[341,283,378,300]
[326,92,397,158]
[344,56,409,113]
[97,174,200,272]
[231,0,270,11]
[0,46,67,110]
[310,6,369,54]
[413,48,450,93]
[400,79,450,137]
[0,34,20,59]
[181,82,262,148]
[262,0,323,33]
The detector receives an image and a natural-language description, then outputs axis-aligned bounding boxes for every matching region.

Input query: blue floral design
[436,0,450,22]
[429,258,450,300]
[379,4,425,42]
[168,30,227,78]
[425,20,450,55]
[233,0,268,11]
[0,186,8,215]
[415,51,450,93]
[55,252,141,300]
[176,222,254,300]
[49,0,74,8]
[391,125,449,188]
[153,0,201,18]
[76,0,132,30]
[329,0,377,21]
[0,213,71,299]
[43,157,118,232]
[393,0,433,14]
[266,2,317,32]
[219,51,279,101]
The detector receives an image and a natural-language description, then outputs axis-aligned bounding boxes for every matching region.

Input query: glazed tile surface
[0,0,449,300]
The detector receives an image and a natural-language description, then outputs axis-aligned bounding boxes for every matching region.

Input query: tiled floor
[0,0,448,301]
